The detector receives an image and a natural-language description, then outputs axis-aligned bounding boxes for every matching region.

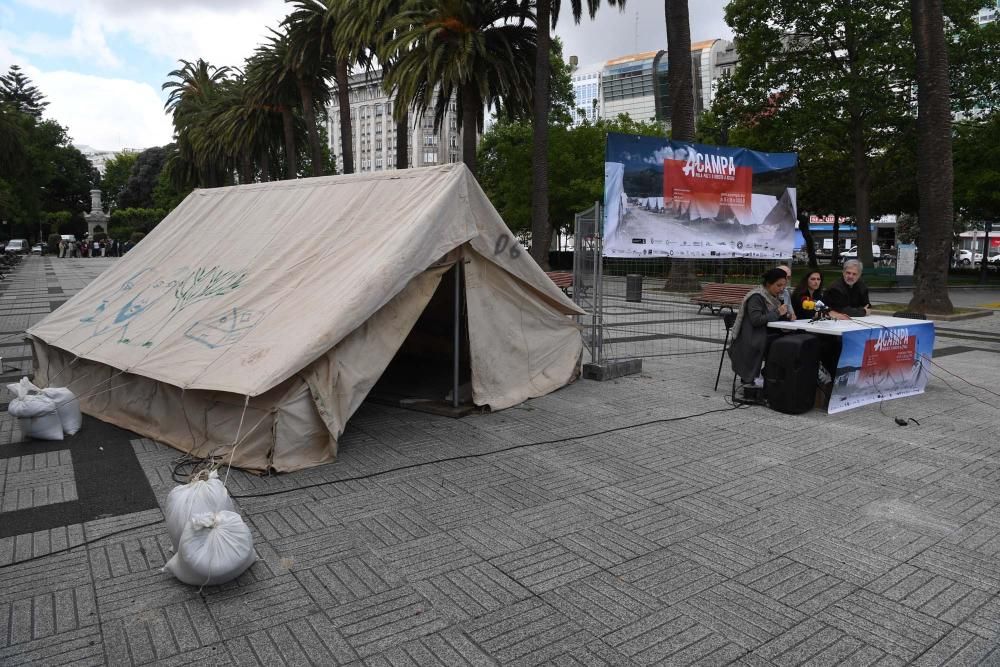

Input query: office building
[327,71,464,174]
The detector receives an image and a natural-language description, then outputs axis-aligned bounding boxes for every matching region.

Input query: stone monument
[84,189,108,237]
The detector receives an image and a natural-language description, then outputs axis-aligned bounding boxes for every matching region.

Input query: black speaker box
[765,333,820,414]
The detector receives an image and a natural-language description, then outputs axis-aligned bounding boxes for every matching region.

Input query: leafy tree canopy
[101,151,139,212]
[0,65,48,118]
[119,146,170,209]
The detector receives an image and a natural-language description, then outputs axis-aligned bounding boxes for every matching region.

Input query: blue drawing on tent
[184,306,262,349]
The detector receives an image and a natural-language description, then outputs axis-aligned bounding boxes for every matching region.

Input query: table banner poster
[603,132,798,259]
[829,321,935,414]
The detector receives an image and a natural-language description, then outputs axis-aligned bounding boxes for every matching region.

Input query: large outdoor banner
[829,322,935,414]
[604,132,798,259]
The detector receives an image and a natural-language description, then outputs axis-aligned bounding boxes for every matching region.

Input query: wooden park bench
[545,271,574,296]
[691,282,753,315]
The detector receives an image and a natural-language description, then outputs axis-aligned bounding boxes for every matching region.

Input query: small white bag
[6,378,63,440]
[20,379,82,436]
[162,510,256,586]
[164,470,236,550]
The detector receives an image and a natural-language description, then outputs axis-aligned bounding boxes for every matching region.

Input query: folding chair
[714,311,738,392]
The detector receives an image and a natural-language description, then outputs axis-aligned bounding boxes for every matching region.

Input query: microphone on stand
[811,300,831,322]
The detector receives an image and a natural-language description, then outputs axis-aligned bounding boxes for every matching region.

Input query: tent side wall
[31,340,333,473]
[464,249,583,410]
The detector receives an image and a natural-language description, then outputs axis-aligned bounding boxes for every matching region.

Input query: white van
[4,239,28,254]
[841,244,881,261]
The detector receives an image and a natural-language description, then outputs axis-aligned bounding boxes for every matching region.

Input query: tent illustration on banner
[28,164,584,473]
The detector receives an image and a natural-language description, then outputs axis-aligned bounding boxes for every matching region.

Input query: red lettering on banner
[663,159,752,211]
[860,335,916,378]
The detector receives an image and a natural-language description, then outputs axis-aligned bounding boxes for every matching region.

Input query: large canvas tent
[28,165,583,472]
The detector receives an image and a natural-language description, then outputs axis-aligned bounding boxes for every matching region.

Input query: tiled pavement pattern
[1,255,999,665]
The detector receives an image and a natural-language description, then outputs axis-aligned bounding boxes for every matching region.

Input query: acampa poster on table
[603,133,798,259]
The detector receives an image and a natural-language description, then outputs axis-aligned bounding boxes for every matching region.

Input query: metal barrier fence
[573,203,783,365]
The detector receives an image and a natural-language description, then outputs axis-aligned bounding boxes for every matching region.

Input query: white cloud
[31,67,174,151]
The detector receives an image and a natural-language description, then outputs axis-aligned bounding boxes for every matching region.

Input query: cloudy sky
[0,0,733,153]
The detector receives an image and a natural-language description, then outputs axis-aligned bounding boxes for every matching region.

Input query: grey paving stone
[909,542,1000,593]
[376,532,482,582]
[1,449,76,511]
[267,523,368,572]
[751,618,896,666]
[448,514,548,559]
[490,540,601,594]
[413,561,530,622]
[785,537,902,587]
[327,586,450,658]
[462,597,597,666]
[900,485,997,523]
[736,557,857,615]
[865,563,993,625]
[911,627,1000,666]
[671,489,761,526]
[832,517,941,561]
[297,555,397,608]
[716,511,816,555]
[817,589,951,661]
[609,549,726,606]
[0,625,103,666]
[617,471,701,504]
[362,625,494,666]
[205,573,322,641]
[602,606,746,666]
[615,505,708,547]
[667,531,771,578]
[943,519,1000,557]
[959,594,1000,640]
[676,580,807,651]
[540,571,663,637]
[554,521,660,568]
[0,550,90,601]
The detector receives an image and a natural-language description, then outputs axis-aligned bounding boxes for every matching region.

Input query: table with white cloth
[767,316,936,413]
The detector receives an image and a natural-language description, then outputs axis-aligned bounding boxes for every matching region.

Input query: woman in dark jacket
[728,268,791,385]
[791,269,824,320]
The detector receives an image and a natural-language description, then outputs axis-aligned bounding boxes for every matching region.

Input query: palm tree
[283,2,335,177]
[338,0,409,169]
[529,0,626,269]
[664,0,694,141]
[246,33,304,179]
[385,0,536,177]
[163,59,234,187]
[907,0,954,314]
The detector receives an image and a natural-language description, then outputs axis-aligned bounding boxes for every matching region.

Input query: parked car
[4,239,28,254]
[31,243,44,255]
[954,249,974,265]
[840,244,882,262]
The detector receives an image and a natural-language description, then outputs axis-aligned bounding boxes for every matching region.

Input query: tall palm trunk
[239,149,253,184]
[259,149,271,181]
[335,60,354,174]
[907,0,954,313]
[296,77,324,177]
[663,0,699,290]
[461,82,478,175]
[529,0,552,270]
[281,106,296,179]
[849,115,875,268]
[665,0,694,141]
[396,112,408,169]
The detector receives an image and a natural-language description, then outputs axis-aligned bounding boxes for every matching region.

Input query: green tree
[530,0,626,270]
[101,151,139,212]
[385,0,537,176]
[953,112,1000,223]
[0,65,48,118]
[247,34,305,180]
[283,1,337,176]
[119,146,170,209]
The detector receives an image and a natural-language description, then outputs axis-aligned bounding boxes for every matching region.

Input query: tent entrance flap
[368,262,473,415]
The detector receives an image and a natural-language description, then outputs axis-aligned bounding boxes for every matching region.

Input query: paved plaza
[2,255,1000,665]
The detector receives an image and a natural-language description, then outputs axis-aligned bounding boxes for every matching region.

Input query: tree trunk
[665,0,695,141]
[850,117,875,268]
[239,149,253,184]
[281,106,296,179]
[336,60,354,175]
[799,212,818,267]
[907,0,954,314]
[259,149,271,182]
[832,213,841,264]
[296,77,324,177]
[395,110,408,169]
[529,0,552,270]
[461,82,478,176]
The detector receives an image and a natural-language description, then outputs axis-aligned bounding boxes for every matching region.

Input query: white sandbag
[42,387,82,435]
[6,378,63,440]
[164,470,236,549]
[162,510,256,586]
